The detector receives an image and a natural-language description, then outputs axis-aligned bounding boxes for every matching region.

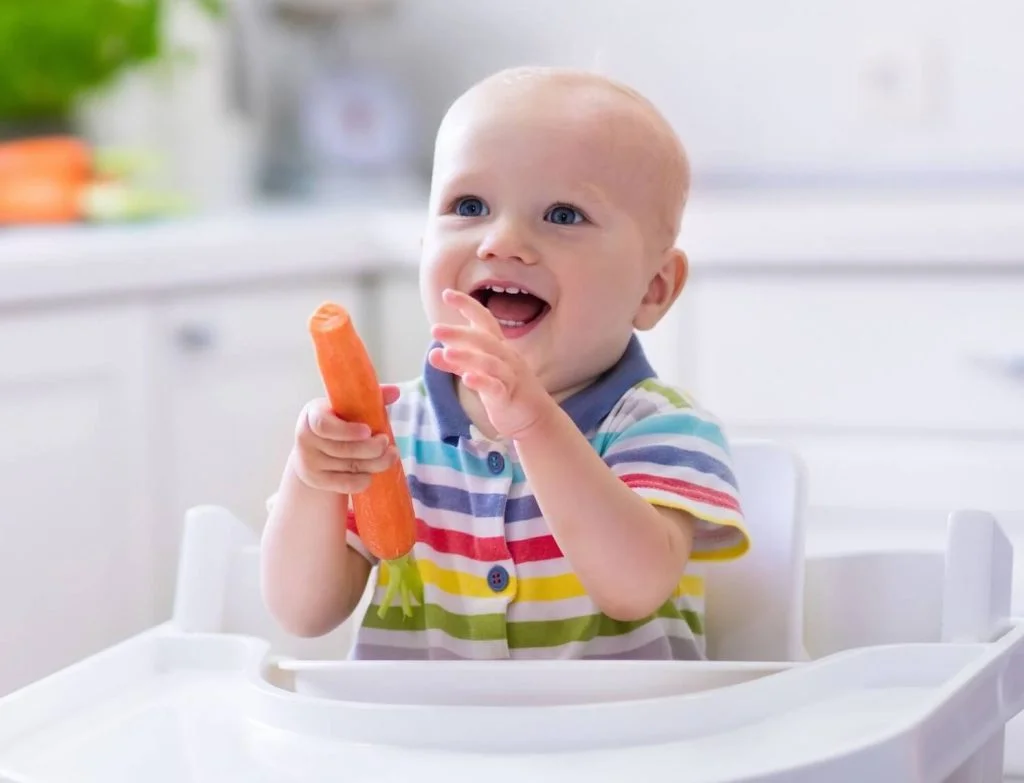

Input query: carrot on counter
[0,136,92,182]
[0,175,188,226]
[0,174,83,224]
[308,302,423,618]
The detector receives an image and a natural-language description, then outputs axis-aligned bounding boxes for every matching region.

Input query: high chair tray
[0,619,1021,783]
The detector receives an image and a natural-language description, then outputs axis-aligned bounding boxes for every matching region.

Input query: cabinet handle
[175,323,215,352]
[969,353,1024,381]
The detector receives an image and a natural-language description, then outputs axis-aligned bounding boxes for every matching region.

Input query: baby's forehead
[434,69,689,247]
[442,80,668,175]
[449,73,655,137]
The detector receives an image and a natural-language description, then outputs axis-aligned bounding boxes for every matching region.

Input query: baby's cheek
[418,256,456,320]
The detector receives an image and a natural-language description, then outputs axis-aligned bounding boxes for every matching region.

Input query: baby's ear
[633,248,687,331]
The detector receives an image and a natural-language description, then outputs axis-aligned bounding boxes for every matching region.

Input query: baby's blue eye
[454,197,489,217]
[545,205,585,225]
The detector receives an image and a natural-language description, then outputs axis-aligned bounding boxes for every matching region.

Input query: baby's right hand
[292,387,400,494]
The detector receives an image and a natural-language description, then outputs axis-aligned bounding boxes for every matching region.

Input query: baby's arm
[260,394,398,637]
[515,406,695,621]
[429,290,745,622]
[261,458,371,637]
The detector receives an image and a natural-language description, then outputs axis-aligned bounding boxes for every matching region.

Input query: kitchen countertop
[2,189,1024,308]
[0,203,428,308]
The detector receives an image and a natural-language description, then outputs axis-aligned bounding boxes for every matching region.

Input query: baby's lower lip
[496,307,549,339]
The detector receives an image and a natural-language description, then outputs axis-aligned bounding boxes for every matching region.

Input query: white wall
[84,0,1024,208]
[350,0,1024,187]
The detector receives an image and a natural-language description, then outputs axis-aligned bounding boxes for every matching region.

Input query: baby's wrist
[508,393,562,444]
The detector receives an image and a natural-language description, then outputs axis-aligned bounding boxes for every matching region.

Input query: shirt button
[487,565,509,593]
[486,451,505,474]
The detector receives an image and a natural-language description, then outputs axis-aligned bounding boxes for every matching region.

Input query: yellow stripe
[518,573,585,602]
[518,572,703,601]
[380,559,703,600]
[673,574,705,599]
[648,499,751,561]
[378,559,511,598]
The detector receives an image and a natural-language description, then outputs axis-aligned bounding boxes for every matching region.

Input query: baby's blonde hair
[448,65,691,251]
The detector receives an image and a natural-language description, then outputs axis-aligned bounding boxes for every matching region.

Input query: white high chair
[704,439,807,662]
[0,440,1020,783]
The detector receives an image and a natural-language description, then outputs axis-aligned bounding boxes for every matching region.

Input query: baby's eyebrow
[568,181,611,208]
[436,174,479,196]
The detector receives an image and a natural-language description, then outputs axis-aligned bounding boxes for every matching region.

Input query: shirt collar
[423,334,656,444]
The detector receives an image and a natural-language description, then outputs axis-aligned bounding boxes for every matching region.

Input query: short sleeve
[265,492,377,565]
[601,406,750,560]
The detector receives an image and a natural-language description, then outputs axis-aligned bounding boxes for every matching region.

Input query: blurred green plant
[0,0,223,123]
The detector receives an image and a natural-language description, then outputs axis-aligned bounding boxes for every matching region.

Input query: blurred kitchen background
[1,0,1023,716]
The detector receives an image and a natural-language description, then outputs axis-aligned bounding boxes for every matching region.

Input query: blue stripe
[408,476,540,522]
[505,494,541,523]
[396,436,529,482]
[609,412,729,453]
[604,446,738,490]
[397,428,669,477]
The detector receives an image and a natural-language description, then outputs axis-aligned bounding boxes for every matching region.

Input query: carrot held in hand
[308,302,423,618]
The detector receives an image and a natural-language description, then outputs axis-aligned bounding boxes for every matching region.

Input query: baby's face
[420,80,676,399]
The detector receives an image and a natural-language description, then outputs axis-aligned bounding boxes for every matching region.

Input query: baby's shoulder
[602,376,704,426]
[596,377,731,454]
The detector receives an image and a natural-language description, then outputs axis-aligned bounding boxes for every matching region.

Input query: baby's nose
[477,221,537,264]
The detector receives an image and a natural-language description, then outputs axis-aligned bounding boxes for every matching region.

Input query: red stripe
[414,517,563,564]
[508,534,563,563]
[620,473,742,513]
[350,512,564,564]
[415,518,509,561]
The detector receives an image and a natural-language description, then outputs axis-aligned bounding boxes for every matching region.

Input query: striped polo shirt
[340,334,750,661]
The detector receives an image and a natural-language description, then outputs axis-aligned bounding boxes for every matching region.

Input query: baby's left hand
[429,289,553,440]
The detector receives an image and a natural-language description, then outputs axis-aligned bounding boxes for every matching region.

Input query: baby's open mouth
[470,283,550,338]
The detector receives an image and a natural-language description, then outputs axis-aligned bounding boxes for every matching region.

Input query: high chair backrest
[172,505,358,660]
[702,440,808,662]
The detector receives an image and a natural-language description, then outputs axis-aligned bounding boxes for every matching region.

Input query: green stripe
[366,601,703,647]
[509,603,703,648]
[363,603,507,640]
[638,378,691,409]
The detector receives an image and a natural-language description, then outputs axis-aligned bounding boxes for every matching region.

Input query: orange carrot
[0,174,84,224]
[308,302,423,618]
[0,137,92,183]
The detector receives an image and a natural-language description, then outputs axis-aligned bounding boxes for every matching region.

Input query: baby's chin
[525,356,602,403]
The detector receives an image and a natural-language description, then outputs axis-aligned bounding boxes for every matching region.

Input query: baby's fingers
[305,399,371,441]
[310,446,398,476]
[440,345,511,384]
[463,372,507,398]
[313,472,373,495]
[318,433,390,461]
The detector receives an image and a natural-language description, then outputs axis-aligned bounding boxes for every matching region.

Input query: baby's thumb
[381,384,401,406]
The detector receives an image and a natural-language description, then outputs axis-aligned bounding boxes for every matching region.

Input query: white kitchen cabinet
[683,277,1024,434]
[0,304,156,695]
[642,273,1024,513]
[153,283,367,618]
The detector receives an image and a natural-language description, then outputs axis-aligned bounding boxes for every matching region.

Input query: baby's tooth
[490,285,505,293]
[506,287,521,295]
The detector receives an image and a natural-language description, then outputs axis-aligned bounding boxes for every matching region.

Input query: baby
[261,66,749,661]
